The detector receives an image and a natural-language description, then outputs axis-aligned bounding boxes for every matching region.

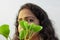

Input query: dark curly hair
[14,3,58,40]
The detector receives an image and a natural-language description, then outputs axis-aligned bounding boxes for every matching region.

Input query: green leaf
[29,23,43,32]
[19,20,29,30]
[19,21,43,40]
[19,30,27,40]
[0,24,10,38]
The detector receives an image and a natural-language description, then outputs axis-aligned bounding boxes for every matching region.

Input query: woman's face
[18,8,39,32]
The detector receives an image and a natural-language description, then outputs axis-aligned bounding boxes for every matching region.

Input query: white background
[0,0,60,40]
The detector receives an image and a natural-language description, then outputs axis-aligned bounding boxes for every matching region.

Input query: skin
[18,8,40,40]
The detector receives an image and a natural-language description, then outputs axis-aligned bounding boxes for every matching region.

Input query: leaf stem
[9,36,12,40]
[28,32,36,40]
[6,38,8,40]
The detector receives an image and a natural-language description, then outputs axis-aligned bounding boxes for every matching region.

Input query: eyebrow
[18,16,35,21]
[25,16,35,19]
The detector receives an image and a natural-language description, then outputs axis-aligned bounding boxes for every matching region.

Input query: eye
[19,18,22,21]
[28,19,34,22]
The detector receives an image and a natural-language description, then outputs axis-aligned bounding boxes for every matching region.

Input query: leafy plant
[19,20,43,40]
[0,20,43,40]
[0,24,10,40]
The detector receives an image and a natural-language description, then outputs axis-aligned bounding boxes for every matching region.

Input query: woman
[13,3,58,40]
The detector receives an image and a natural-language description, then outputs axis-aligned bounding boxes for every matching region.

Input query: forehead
[18,9,36,18]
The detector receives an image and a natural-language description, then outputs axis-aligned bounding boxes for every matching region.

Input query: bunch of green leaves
[19,20,43,40]
[0,24,10,40]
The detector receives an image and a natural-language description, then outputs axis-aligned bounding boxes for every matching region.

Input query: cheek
[34,20,39,25]
[18,25,23,32]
